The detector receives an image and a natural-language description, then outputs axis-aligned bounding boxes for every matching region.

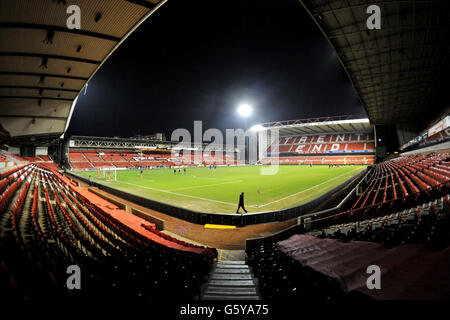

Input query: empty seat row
[1,164,215,302]
[349,153,449,213]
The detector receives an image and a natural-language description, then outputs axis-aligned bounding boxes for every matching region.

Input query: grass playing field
[73,165,366,213]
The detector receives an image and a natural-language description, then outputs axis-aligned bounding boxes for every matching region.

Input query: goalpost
[96,167,117,182]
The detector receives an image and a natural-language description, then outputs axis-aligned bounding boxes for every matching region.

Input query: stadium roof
[2,1,448,146]
[0,0,166,146]
[299,0,450,127]
[68,135,239,151]
[257,115,373,136]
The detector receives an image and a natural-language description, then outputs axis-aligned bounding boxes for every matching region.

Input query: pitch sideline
[167,179,244,191]
[116,166,363,210]
[121,181,248,207]
[256,166,363,207]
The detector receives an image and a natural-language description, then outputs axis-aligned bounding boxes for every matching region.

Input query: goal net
[96,167,117,182]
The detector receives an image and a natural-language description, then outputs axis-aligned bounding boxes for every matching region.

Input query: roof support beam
[314,0,448,16]
[298,126,317,134]
[0,85,79,93]
[362,86,428,99]
[0,71,88,81]
[0,96,73,101]
[308,126,328,133]
[363,98,422,107]
[321,5,446,37]
[348,123,357,131]
[366,100,424,110]
[0,52,101,65]
[291,128,307,134]
[0,115,66,120]
[344,45,449,64]
[336,123,347,132]
[362,92,426,103]
[336,27,448,53]
[329,25,441,40]
[353,68,439,80]
[341,44,449,56]
[0,23,121,42]
[357,81,433,94]
[9,133,62,147]
[346,57,438,73]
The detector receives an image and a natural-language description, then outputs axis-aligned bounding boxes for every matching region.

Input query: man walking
[236,192,248,214]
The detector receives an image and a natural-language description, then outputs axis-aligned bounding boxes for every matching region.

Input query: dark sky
[66,0,366,140]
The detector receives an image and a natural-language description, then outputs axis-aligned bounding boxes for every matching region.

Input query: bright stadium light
[237,104,252,118]
[250,124,264,131]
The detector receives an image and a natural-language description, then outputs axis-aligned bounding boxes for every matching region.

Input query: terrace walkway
[201,251,261,300]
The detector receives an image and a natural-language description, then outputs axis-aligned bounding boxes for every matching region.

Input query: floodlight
[237,104,252,118]
[250,124,264,131]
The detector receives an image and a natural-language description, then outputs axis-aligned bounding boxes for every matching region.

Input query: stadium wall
[396,124,420,147]
[88,187,128,211]
[131,208,165,231]
[401,140,450,156]
[65,167,367,227]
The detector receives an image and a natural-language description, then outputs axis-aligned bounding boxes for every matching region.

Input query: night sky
[66,0,366,140]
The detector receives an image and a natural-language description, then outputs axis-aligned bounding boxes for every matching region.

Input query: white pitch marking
[113,166,363,209]
[121,181,248,207]
[256,167,363,207]
[167,179,243,191]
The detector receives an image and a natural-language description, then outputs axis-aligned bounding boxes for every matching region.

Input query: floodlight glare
[237,104,252,118]
[250,124,264,131]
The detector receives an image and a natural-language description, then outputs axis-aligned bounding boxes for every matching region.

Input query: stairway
[119,154,134,167]
[81,151,95,168]
[201,260,261,300]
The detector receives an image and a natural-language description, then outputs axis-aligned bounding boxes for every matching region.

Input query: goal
[96,167,117,182]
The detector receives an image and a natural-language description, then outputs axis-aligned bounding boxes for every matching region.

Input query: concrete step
[211,273,253,280]
[217,261,246,265]
[214,268,251,274]
[202,259,260,300]
[205,287,258,296]
[215,264,249,269]
[208,280,256,287]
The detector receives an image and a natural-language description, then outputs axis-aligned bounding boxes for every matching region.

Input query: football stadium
[0,0,450,313]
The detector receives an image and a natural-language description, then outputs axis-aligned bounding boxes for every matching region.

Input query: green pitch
[73,165,366,213]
